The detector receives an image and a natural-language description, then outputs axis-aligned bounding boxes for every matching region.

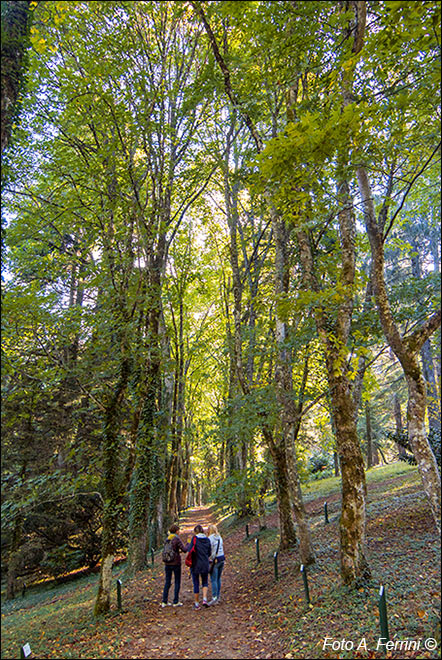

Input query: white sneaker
[208,597,217,606]
[160,602,170,608]
[173,602,183,607]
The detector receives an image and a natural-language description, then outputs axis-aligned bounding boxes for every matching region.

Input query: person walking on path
[161,523,187,607]
[207,523,225,606]
[187,524,211,609]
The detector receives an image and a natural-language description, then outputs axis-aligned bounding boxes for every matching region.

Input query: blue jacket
[188,533,211,574]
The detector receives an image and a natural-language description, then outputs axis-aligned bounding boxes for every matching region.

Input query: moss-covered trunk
[406,366,441,531]
[128,340,162,571]
[168,304,184,520]
[329,371,370,584]
[94,354,130,616]
[1,0,31,153]
[179,436,191,511]
[394,393,408,459]
[285,441,315,564]
[264,428,298,550]
[128,247,167,572]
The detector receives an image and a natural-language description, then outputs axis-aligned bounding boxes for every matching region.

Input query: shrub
[40,544,86,576]
[308,453,333,479]
[386,428,441,467]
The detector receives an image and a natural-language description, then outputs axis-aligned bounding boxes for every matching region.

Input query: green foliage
[386,428,441,468]
[308,453,334,480]
[212,464,272,517]
[40,544,86,577]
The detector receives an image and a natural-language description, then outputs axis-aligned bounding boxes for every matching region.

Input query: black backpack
[162,537,175,563]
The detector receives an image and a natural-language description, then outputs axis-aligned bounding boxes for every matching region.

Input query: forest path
[118,506,286,659]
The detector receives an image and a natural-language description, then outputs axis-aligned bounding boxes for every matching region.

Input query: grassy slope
[1,463,440,659]
[240,463,441,659]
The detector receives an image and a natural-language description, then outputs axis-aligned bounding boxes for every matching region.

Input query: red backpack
[185,536,196,567]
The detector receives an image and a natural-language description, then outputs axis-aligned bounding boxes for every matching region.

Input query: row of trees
[2,0,440,614]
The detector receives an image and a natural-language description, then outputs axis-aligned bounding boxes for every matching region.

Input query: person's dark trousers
[191,570,208,593]
[162,565,181,604]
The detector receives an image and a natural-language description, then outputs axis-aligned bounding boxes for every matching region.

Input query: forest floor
[1,463,441,660]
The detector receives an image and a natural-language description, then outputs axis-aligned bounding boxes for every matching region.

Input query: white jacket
[209,533,224,560]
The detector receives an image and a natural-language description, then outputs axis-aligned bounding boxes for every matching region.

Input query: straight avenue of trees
[1,0,440,616]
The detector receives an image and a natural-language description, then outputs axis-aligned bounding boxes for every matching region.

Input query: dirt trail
[118,506,286,659]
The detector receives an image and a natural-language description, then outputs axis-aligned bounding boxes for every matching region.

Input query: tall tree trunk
[128,252,165,572]
[264,428,298,550]
[329,369,370,583]
[168,301,185,519]
[225,328,240,475]
[94,351,130,616]
[394,393,407,459]
[352,275,374,420]
[179,434,191,511]
[285,439,315,564]
[222,127,254,516]
[1,0,31,153]
[365,402,378,468]
[366,402,373,469]
[410,239,441,433]
[296,217,370,584]
[273,215,315,562]
[128,333,162,570]
[127,373,158,571]
[313,5,370,582]
[421,339,441,433]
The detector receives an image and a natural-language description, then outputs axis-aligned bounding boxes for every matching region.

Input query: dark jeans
[162,564,181,604]
[191,570,208,594]
[210,561,224,599]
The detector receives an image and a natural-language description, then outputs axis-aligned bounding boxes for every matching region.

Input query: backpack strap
[212,539,220,562]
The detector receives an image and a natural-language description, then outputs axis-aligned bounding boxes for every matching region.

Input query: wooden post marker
[255,537,260,563]
[378,585,389,644]
[245,524,249,538]
[273,551,279,580]
[324,501,329,524]
[300,564,310,604]
[116,579,122,610]
[20,643,31,659]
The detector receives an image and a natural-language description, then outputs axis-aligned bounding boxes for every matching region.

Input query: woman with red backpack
[185,524,212,609]
[161,523,187,608]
